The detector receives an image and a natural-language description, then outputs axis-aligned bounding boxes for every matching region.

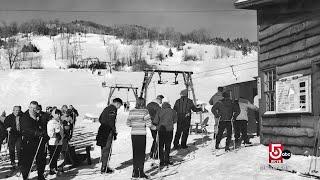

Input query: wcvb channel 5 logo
[269,143,291,163]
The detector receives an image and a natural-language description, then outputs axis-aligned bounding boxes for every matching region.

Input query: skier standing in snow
[127,97,152,179]
[173,89,202,149]
[47,109,64,175]
[153,101,177,166]
[211,92,240,151]
[234,97,258,148]
[20,101,49,180]
[96,98,123,174]
[209,87,224,138]
[4,106,23,170]
[146,95,164,159]
[0,111,7,152]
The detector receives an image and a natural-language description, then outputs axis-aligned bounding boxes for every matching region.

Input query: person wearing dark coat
[146,95,163,159]
[153,102,177,166]
[211,92,240,151]
[96,98,123,174]
[0,111,7,153]
[173,89,202,149]
[20,101,49,180]
[4,106,23,169]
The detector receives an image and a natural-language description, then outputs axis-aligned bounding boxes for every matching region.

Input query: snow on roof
[234,0,280,9]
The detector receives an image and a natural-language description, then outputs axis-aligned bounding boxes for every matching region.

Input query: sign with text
[276,74,311,114]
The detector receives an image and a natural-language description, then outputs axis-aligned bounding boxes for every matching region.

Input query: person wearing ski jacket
[47,109,64,175]
[127,97,152,179]
[0,111,7,153]
[211,92,240,151]
[146,95,163,159]
[96,98,123,174]
[173,89,202,149]
[209,87,224,137]
[20,101,48,180]
[4,106,23,169]
[234,97,258,147]
[153,102,177,166]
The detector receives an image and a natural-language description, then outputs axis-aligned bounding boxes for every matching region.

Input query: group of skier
[96,89,203,179]
[0,102,78,180]
[210,86,258,151]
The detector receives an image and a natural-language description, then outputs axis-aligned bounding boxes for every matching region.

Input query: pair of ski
[268,164,320,179]
[213,143,258,157]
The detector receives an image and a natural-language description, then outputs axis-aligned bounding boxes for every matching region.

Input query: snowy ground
[0,68,316,180]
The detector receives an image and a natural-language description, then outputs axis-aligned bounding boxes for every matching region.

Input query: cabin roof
[234,0,289,9]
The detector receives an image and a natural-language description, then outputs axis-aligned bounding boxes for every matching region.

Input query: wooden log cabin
[235,0,320,155]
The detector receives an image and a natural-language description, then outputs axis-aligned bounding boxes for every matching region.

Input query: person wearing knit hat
[173,89,202,149]
[146,96,163,160]
[180,89,188,97]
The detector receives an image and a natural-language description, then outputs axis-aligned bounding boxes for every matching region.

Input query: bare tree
[52,38,58,60]
[5,38,22,69]
[106,43,119,63]
[130,41,143,62]
[59,38,65,59]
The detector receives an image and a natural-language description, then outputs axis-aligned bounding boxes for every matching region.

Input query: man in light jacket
[234,97,258,148]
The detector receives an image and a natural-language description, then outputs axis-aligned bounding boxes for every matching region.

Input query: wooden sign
[276,74,312,114]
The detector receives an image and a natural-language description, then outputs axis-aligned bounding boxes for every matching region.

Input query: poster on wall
[276,74,312,114]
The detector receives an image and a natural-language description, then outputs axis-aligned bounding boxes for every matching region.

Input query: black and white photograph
[0,0,319,179]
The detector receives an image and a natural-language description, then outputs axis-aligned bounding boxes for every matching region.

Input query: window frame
[263,68,276,114]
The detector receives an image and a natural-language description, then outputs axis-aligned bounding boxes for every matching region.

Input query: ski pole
[231,120,235,151]
[106,132,114,169]
[47,144,59,171]
[155,130,160,174]
[27,136,43,179]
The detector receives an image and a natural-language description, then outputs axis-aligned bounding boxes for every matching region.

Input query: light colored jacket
[236,99,258,121]
[209,92,224,106]
[47,118,64,145]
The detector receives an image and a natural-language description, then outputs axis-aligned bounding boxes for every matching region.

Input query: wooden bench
[66,126,97,166]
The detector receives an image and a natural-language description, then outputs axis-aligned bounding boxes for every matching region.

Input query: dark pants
[131,135,146,172]
[8,134,22,166]
[159,131,173,164]
[216,121,232,148]
[101,131,113,168]
[48,145,62,170]
[173,117,190,147]
[149,129,158,159]
[234,120,248,143]
[21,138,46,180]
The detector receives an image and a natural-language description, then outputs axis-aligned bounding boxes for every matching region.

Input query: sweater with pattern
[127,108,152,135]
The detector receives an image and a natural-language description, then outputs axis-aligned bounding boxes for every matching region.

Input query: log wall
[258,1,320,155]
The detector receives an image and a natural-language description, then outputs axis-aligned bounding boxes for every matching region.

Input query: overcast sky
[0,0,257,41]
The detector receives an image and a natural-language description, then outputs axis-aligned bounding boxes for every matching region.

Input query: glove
[34,130,45,137]
[6,127,12,132]
[56,133,62,141]
[113,132,117,141]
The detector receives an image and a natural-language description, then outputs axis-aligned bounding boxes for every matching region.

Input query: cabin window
[264,69,276,112]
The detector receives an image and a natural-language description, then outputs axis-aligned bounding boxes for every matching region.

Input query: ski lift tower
[139,69,197,105]
[102,83,139,105]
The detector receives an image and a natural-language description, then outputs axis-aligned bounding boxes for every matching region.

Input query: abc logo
[269,144,291,163]
[282,150,291,160]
